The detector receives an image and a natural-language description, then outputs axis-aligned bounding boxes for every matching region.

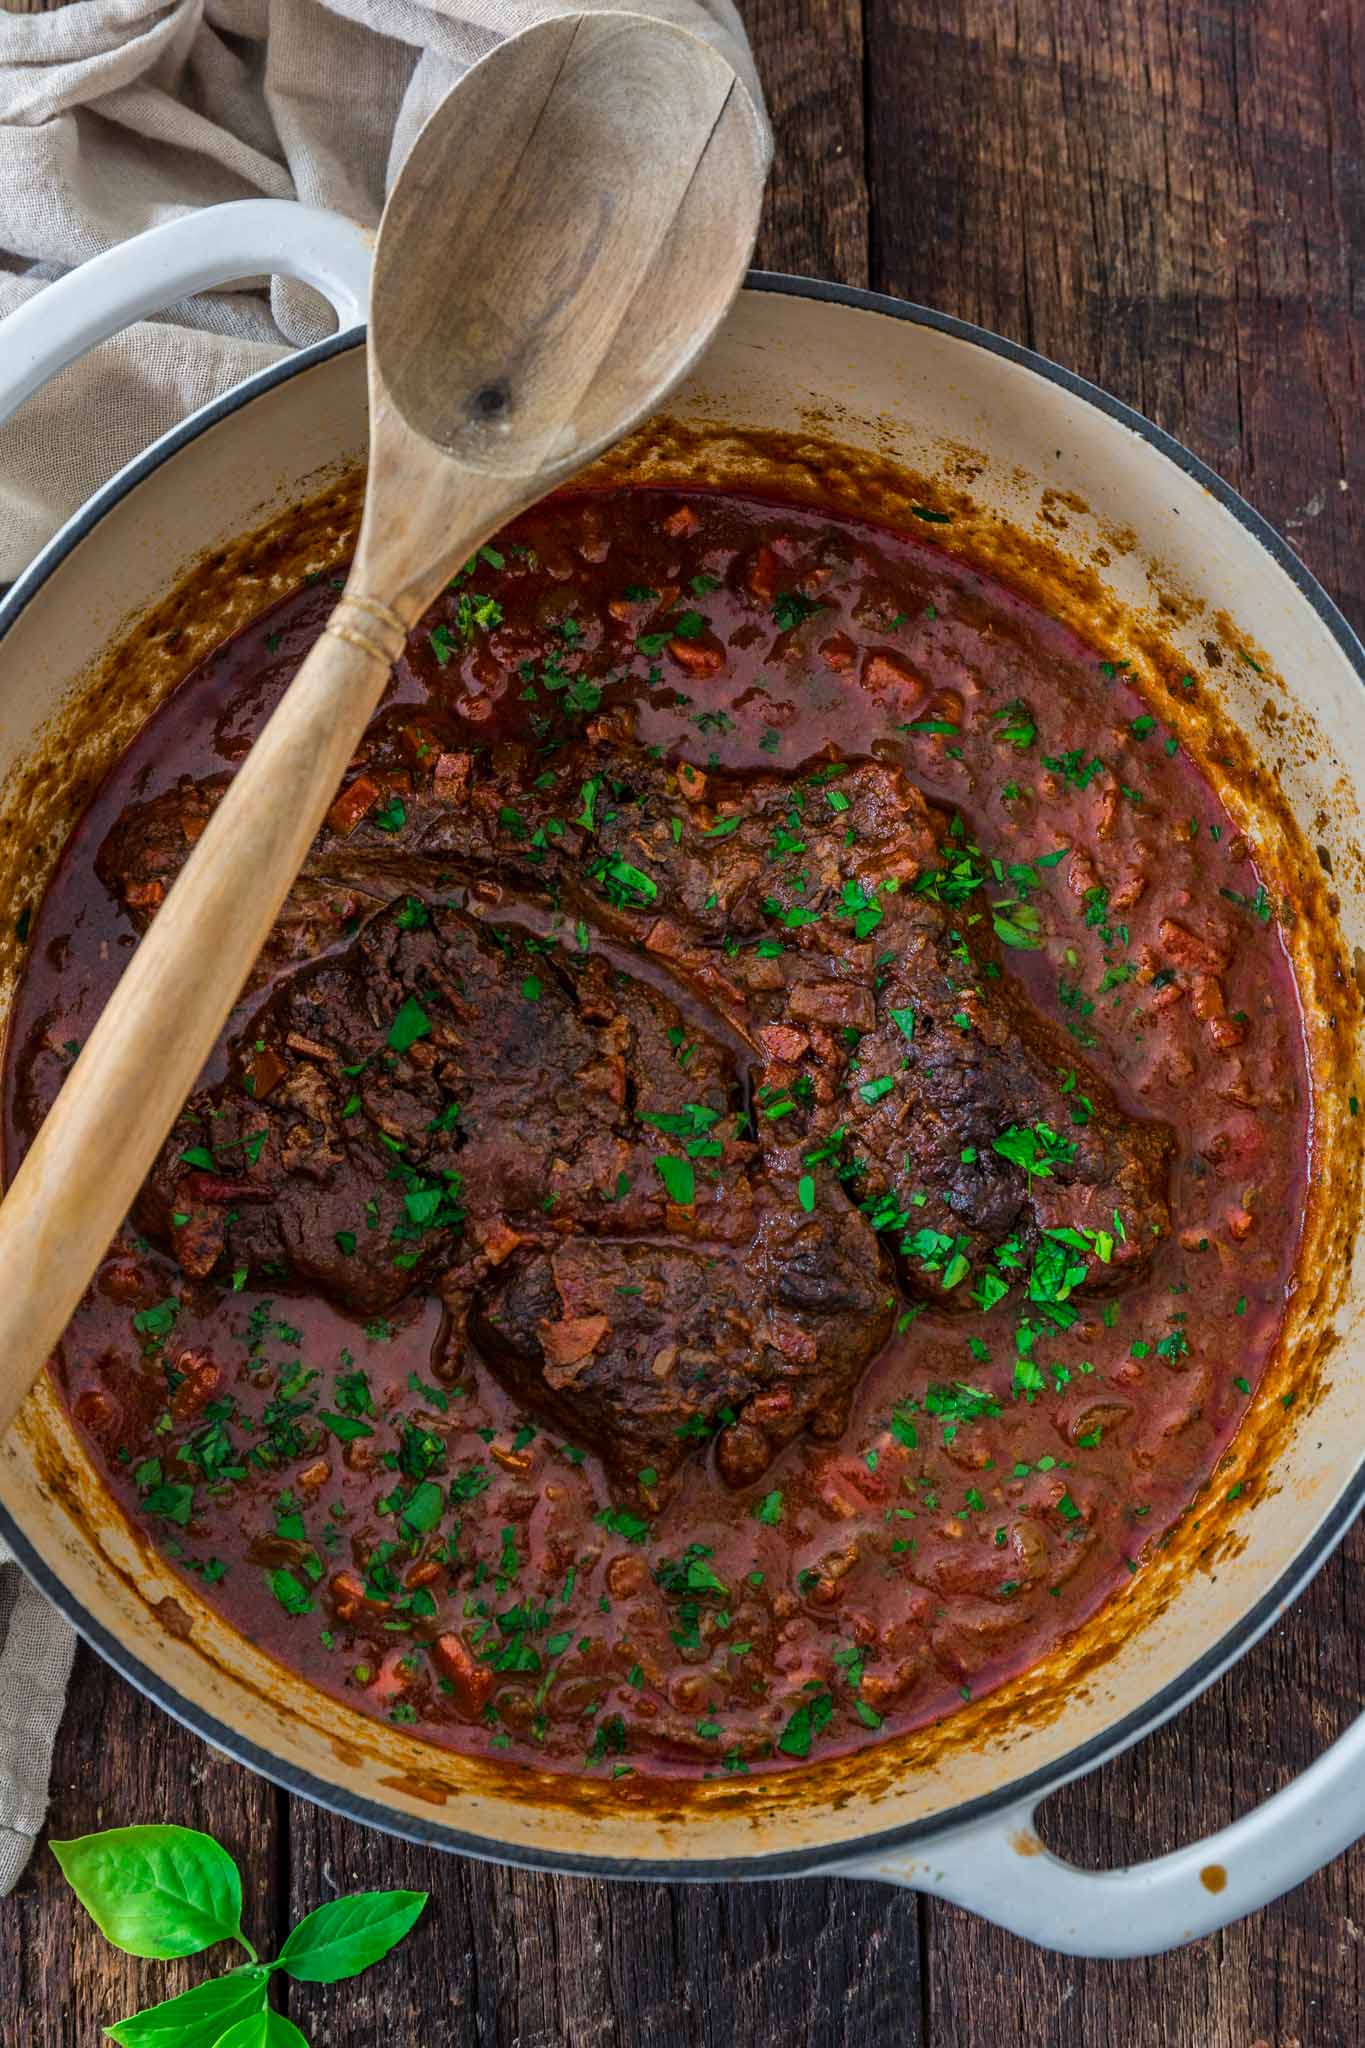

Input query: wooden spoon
[0,13,765,1437]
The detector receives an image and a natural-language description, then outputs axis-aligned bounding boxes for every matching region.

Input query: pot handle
[0,199,372,428]
[833,1705,1365,1956]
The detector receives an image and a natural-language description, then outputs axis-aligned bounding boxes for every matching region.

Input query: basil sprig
[51,1824,427,2045]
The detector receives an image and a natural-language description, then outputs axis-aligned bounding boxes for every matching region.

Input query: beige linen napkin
[0,0,768,581]
[0,0,768,1888]
[0,1535,76,1892]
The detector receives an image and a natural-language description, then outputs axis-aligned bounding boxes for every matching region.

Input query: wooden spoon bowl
[375,14,757,476]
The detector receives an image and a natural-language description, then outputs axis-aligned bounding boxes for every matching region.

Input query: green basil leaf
[52,1825,245,1959]
[105,1966,269,2045]
[212,2012,311,2048]
[276,1889,428,1983]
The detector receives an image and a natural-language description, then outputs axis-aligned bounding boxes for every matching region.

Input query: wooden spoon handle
[0,592,409,1438]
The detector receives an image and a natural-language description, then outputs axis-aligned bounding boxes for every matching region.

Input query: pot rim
[3,272,1363,1880]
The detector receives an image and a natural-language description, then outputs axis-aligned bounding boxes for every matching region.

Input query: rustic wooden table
[3,2,1364,2042]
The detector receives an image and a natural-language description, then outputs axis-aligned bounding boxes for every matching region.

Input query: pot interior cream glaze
[0,284,1360,1886]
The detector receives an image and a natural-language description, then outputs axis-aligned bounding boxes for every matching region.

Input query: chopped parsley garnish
[654,1154,695,1205]
[268,1567,314,1616]
[1219,883,1273,924]
[991,1123,1077,1179]
[777,1687,834,1757]
[595,1506,650,1544]
[991,699,1037,749]
[587,852,657,908]
[388,996,432,1053]
[1043,750,1105,791]
[771,591,824,631]
[993,900,1043,949]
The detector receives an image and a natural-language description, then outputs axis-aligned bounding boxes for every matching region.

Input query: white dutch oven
[0,200,1362,1959]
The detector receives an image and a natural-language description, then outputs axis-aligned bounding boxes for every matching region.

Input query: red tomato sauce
[4,487,1308,1781]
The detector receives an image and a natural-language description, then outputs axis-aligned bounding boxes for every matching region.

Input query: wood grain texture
[285,1812,921,2047]
[5,2,1365,2044]
[0,1645,281,2038]
[747,0,868,284]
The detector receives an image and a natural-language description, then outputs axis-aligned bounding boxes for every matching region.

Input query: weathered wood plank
[865,0,1365,630]
[746,0,869,286]
[284,1805,923,2048]
[2,1645,282,2041]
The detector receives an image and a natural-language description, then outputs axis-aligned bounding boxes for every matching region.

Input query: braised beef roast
[105,729,1171,1491]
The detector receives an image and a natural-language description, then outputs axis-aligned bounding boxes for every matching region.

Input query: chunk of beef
[806,891,1174,1300]
[139,887,894,1483]
[96,772,393,993]
[137,909,467,1313]
[98,739,934,985]
[626,766,1170,1297]
[525,751,1173,1300]
[469,1175,894,1490]
[137,896,746,1314]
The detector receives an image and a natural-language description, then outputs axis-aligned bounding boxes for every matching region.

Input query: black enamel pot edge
[2,273,1363,1882]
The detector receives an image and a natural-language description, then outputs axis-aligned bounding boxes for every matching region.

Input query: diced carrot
[399,722,439,762]
[326,773,380,837]
[73,1387,117,1433]
[170,1351,221,1419]
[644,917,687,958]
[758,1023,810,1063]
[669,637,724,675]
[433,751,471,799]
[432,1633,496,1714]
[474,1217,524,1265]
[368,1649,411,1703]
[244,1045,285,1099]
[747,543,782,602]
[1158,917,1231,974]
[861,649,924,698]
[285,1030,337,1062]
[170,1209,226,1281]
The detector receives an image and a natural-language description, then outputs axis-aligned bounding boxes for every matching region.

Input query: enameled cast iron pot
[1,201,1363,1959]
